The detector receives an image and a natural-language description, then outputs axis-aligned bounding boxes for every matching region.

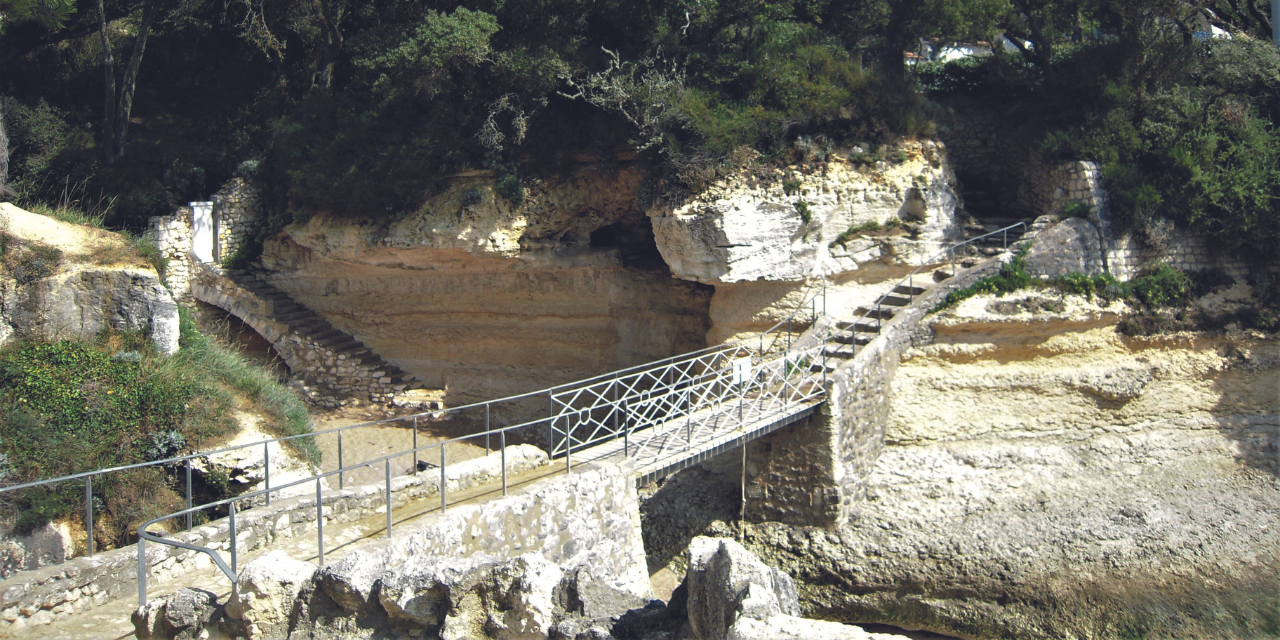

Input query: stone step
[831,331,872,346]
[280,313,325,327]
[310,328,344,342]
[322,335,360,350]
[809,361,837,374]
[891,284,928,296]
[823,344,856,359]
[853,307,896,320]
[873,294,911,307]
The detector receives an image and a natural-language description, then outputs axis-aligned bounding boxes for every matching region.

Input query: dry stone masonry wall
[189,266,415,404]
[212,179,264,262]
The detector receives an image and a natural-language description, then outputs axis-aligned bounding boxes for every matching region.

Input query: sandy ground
[310,406,490,487]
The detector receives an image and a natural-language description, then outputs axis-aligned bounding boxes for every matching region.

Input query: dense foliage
[0,0,1276,256]
[0,309,315,548]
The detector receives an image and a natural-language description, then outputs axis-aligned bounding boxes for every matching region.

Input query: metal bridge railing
[124,277,833,607]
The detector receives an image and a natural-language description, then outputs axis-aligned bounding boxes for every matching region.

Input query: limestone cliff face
[749,290,1279,639]
[0,203,178,355]
[647,141,964,342]
[261,165,713,406]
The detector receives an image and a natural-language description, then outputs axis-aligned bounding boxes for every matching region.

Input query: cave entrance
[192,300,291,381]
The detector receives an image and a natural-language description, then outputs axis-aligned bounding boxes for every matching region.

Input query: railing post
[229,501,238,575]
[501,430,508,496]
[316,479,324,567]
[85,475,94,557]
[338,431,344,490]
[440,445,447,513]
[548,392,555,455]
[385,459,392,539]
[264,443,270,507]
[485,404,491,454]
[413,416,418,457]
[623,400,630,457]
[185,459,193,532]
[137,536,146,607]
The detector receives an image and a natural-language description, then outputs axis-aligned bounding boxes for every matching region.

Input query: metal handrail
[0,275,833,520]
[135,304,829,606]
[823,221,1029,355]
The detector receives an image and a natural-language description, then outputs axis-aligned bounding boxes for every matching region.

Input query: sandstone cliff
[747,289,1279,639]
[648,141,964,342]
[260,144,964,404]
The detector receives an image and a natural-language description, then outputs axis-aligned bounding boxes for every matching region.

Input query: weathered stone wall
[1028,160,1271,281]
[212,178,263,262]
[148,179,266,300]
[0,446,549,633]
[335,460,651,602]
[149,207,196,300]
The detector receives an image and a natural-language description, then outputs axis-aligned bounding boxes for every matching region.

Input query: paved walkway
[20,464,561,640]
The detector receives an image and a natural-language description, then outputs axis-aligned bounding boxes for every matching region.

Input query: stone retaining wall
[0,446,548,634]
[330,459,652,602]
[149,208,196,300]
[148,179,265,301]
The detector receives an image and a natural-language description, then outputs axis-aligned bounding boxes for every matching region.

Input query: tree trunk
[315,0,346,93]
[0,102,9,198]
[111,0,161,161]
[95,0,117,164]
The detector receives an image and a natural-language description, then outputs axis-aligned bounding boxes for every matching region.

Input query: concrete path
[17,463,561,640]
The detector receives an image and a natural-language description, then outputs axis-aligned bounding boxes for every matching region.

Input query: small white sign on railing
[732,357,753,385]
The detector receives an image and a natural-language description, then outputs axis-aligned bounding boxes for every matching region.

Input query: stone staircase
[223,269,428,396]
[812,283,928,373]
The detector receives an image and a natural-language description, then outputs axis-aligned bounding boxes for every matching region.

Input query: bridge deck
[567,398,824,485]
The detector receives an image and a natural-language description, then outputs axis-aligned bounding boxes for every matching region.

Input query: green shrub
[1050,271,1130,302]
[1062,202,1091,219]
[933,247,1033,312]
[795,200,811,224]
[830,220,894,248]
[1131,264,1191,308]
[782,175,802,196]
[125,230,168,279]
[0,311,317,547]
[496,174,525,206]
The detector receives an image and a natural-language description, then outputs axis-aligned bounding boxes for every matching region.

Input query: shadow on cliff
[1207,339,1280,478]
[638,457,744,575]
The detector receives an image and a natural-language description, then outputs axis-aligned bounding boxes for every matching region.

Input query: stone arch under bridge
[189,264,431,405]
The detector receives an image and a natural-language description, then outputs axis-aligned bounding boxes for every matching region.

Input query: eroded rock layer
[261,166,712,406]
[745,291,1280,639]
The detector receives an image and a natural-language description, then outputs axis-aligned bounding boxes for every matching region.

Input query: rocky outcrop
[133,588,221,640]
[224,552,316,639]
[135,533,910,640]
[743,290,1280,639]
[650,142,961,285]
[647,141,965,342]
[0,522,73,580]
[1022,216,1105,278]
[0,203,179,355]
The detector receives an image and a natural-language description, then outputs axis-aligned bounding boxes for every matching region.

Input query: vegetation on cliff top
[0,0,1276,257]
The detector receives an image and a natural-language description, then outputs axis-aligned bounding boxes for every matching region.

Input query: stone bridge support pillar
[743,258,1009,529]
